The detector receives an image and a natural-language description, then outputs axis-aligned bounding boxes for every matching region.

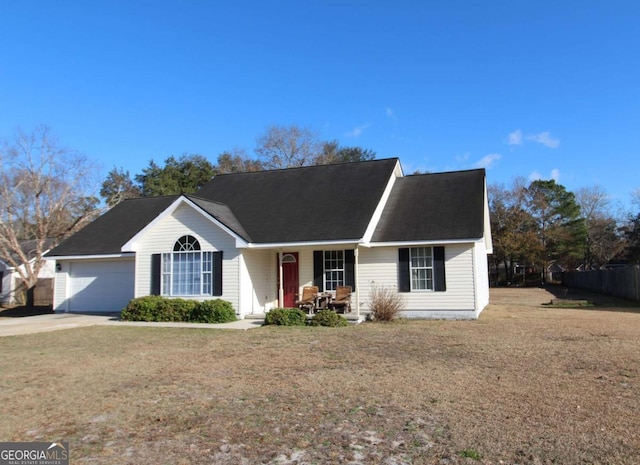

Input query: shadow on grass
[0,306,54,318]
[543,284,640,313]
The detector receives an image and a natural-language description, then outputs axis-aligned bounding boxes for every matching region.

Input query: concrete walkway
[0,313,264,337]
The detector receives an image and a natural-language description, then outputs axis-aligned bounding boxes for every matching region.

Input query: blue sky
[1,1,639,211]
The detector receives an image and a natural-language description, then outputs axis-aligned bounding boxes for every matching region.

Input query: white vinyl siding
[358,243,477,315]
[133,203,240,310]
[52,262,69,312]
[473,238,490,312]
[240,249,277,314]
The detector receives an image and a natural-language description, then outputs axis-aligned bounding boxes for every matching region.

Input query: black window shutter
[212,251,223,296]
[151,254,161,295]
[434,246,446,292]
[344,249,356,290]
[398,248,410,292]
[313,250,324,291]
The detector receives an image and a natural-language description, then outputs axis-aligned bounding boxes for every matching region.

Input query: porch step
[244,313,266,320]
[343,312,368,324]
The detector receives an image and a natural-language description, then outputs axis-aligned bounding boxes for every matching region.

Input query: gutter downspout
[278,251,284,307]
[355,246,360,320]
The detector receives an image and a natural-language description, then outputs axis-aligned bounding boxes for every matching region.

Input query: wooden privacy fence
[563,266,640,302]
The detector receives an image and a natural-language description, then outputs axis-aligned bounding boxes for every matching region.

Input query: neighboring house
[45,158,493,319]
[1,239,56,306]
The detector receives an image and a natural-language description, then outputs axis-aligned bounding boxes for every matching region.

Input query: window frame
[323,250,345,291]
[161,236,214,297]
[409,246,434,292]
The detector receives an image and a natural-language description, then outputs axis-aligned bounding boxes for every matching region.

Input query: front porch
[240,246,364,319]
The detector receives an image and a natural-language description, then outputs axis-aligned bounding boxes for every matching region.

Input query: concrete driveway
[0,313,117,337]
[0,313,264,337]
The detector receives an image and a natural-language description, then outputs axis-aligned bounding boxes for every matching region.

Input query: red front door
[280,253,299,308]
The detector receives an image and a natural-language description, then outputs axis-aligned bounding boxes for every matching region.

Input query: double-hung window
[313,250,355,292]
[410,247,434,291]
[161,235,214,296]
[323,250,345,291]
[398,246,446,293]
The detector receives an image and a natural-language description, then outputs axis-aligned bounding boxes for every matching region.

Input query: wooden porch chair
[330,286,352,313]
[296,286,318,314]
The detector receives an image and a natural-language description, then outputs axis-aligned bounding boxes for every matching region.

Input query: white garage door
[69,260,135,313]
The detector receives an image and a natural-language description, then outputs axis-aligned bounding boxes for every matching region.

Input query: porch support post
[278,251,284,307]
[354,246,360,319]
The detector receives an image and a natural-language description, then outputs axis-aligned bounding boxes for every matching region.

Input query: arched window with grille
[154,235,223,296]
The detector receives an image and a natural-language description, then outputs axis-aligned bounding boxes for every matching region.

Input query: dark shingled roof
[187,196,252,242]
[195,158,399,243]
[46,195,179,256]
[371,169,486,243]
[46,160,486,257]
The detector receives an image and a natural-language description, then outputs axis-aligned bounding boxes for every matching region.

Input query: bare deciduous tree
[255,125,322,169]
[0,125,100,303]
[215,148,263,174]
[575,185,625,267]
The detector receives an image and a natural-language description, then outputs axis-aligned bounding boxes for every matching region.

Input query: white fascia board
[246,239,361,249]
[362,238,483,248]
[483,177,494,254]
[44,253,135,261]
[361,159,402,243]
[121,196,248,252]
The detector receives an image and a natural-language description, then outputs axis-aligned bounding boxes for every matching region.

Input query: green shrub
[309,309,348,327]
[121,296,236,323]
[264,307,307,326]
[127,296,197,322]
[120,296,156,321]
[191,299,237,323]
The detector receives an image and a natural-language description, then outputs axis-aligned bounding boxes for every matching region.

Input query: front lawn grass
[1,288,639,464]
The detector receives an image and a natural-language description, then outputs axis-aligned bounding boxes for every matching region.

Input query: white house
[45,158,492,319]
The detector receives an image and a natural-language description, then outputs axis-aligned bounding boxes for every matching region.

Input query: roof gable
[371,169,487,243]
[121,196,250,251]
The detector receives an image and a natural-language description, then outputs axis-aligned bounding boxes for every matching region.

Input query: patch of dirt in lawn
[1,288,639,464]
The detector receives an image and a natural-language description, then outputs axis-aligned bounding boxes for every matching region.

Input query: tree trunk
[26,285,35,307]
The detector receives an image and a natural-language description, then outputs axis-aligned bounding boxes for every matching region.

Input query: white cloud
[528,170,542,182]
[474,153,501,169]
[385,107,395,119]
[507,129,560,148]
[345,124,371,138]
[528,169,560,182]
[508,129,523,146]
[527,131,560,148]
